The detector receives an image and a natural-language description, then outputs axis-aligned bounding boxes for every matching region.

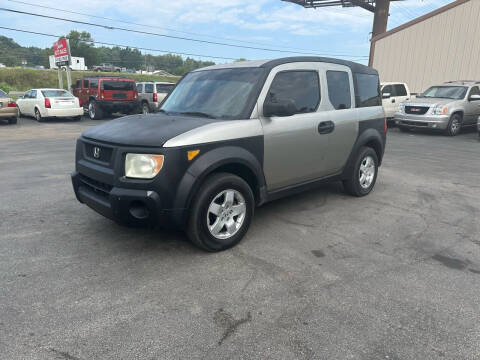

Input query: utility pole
[371,0,390,38]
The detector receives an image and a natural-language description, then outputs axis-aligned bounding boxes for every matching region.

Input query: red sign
[53,39,70,64]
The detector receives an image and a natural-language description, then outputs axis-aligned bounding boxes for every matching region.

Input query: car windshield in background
[418,86,468,99]
[156,84,175,93]
[161,68,264,119]
[41,90,73,98]
[102,81,135,91]
[0,89,8,98]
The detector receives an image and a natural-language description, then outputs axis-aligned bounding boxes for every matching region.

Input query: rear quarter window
[156,84,175,93]
[355,73,381,108]
[144,84,154,93]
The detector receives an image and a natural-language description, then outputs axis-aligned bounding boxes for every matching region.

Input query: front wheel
[445,113,462,136]
[187,173,255,252]
[343,147,379,197]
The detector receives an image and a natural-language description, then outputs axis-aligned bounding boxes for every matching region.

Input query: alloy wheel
[207,189,246,240]
[359,155,376,189]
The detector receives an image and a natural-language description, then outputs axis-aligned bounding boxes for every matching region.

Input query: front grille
[113,93,127,99]
[405,106,430,115]
[84,143,113,163]
[79,174,112,198]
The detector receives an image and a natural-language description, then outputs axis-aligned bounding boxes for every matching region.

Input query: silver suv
[395,81,480,136]
[137,82,175,114]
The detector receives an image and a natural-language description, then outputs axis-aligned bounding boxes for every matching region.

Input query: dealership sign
[53,39,71,66]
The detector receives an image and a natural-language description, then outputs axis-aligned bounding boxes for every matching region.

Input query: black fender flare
[171,146,265,226]
[341,129,385,179]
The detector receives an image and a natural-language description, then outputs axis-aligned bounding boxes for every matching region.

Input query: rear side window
[394,84,407,96]
[355,73,381,108]
[83,80,89,88]
[137,84,143,93]
[144,83,154,93]
[90,80,98,89]
[267,71,320,115]
[75,80,81,89]
[101,81,135,91]
[326,71,351,110]
[156,84,175,93]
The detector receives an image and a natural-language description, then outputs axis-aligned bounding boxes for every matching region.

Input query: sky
[0,0,453,65]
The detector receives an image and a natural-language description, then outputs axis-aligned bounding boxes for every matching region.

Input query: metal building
[369,0,480,93]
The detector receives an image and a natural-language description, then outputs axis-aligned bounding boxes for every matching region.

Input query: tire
[88,100,103,120]
[343,147,379,197]
[445,113,462,136]
[34,108,43,122]
[187,173,255,252]
[8,117,18,124]
[141,102,150,115]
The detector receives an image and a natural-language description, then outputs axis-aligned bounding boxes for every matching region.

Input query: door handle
[392,98,396,103]
[318,121,335,134]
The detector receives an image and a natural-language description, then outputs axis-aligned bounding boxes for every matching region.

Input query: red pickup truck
[73,76,139,120]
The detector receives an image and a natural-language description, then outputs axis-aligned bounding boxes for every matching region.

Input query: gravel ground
[1,116,479,360]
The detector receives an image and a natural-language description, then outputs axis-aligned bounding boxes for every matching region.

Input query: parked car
[0,88,18,124]
[381,82,411,119]
[91,63,121,72]
[72,76,139,120]
[17,89,83,122]
[71,57,386,252]
[395,81,480,136]
[137,81,175,114]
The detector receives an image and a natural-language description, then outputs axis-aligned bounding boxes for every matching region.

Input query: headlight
[125,153,164,179]
[398,103,405,113]
[432,105,447,115]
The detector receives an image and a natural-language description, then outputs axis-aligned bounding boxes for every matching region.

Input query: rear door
[81,79,89,106]
[393,83,409,110]
[381,85,396,117]
[144,83,154,107]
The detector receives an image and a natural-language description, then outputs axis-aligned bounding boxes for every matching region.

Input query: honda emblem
[93,146,101,159]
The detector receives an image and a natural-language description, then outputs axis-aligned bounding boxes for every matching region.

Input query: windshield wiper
[178,111,217,119]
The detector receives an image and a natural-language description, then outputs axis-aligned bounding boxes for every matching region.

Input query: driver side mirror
[382,92,391,99]
[469,94,480,101]
[263,98,297,117]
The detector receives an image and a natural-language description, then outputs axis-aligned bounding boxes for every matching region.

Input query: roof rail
[77,75,134,79]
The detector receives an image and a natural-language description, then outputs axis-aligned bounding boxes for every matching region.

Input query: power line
[0,7,369,59]
[6,0,359,55]
[0,26,239,60]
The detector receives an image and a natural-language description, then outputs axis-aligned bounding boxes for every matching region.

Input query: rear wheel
[88,100,103,120]
[187,173,254,252]
[34,108,43,122]
[343,147,379,197]
[8,117,18,124]
[445,113,462,136]
[142,102,150,115]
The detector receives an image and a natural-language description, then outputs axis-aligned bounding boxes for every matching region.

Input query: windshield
[41,90,73,98]
[101,81,135,91]
[161,68,264,119]
[0,89,7,98]
[418,86,468,100]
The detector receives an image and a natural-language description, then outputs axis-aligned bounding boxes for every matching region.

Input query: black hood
[82,114,219,147]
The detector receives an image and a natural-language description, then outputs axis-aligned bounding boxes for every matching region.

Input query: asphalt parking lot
[1,116,479,360]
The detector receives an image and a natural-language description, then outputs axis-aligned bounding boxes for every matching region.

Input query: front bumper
[44,107,84,118]
[394,113,450,129]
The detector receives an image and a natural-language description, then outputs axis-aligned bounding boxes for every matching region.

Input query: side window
[326,71,351,110]
[75,80,81,89]
[23,91,30,99]
[266,71,320,115]
[31,90,37,99]
[394,84,407,97]
[144,83,154,93]
[137,83,143,93]
[382,85,393,97]
[469,86,480,97]
[83,80,89,88]
[354,73,381,108]
[90,80,98,89]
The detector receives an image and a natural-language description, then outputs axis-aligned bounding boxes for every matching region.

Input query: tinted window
[469,86,480,97]
[41,90,73,98]
[267,71,320,115]
[101,81,135,91]
[326,71,351,110]
[90,80,98,89]
[156,84,175,93]
[394,84,407,96]
[0,89,7,97]
[83,80,89,88]
[144,83,154,93]
[355,73,381,107]
[137,83,143,93]
[31,90,37,99]
[75,80,81,89]
[382,85,393,96]
[162,68,264,119]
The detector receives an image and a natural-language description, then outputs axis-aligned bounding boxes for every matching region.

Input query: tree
[63,30,98,67]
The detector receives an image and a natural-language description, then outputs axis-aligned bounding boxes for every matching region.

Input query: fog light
[129,201,149,219]
[432,124,437,128]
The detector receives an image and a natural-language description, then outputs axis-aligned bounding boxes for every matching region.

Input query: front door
[465,86,480,125]
[258,62,329,191]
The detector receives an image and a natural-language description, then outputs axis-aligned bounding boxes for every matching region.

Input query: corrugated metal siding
[372,0,480,93]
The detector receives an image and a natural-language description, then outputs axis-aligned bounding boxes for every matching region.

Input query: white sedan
[17,88,84,121]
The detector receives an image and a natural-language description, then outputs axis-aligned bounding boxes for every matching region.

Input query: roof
[136,81,175,85]
[195,56,377,75]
